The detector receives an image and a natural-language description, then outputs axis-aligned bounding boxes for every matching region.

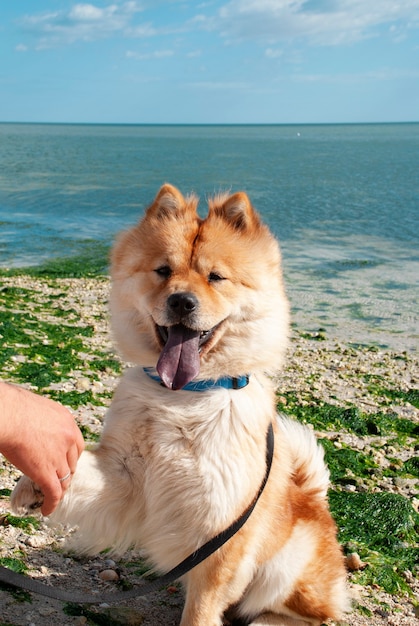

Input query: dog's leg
[180,553,256,626]
[11,448,101,518]
[11,447,137,555]
[180,576,227,626]
[11,475,45,514]
[179,534,295,626]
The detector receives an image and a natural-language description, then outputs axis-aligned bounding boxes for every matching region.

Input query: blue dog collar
[143,367,250,392]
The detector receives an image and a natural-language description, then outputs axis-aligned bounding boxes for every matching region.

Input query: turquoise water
[0,123,418,350]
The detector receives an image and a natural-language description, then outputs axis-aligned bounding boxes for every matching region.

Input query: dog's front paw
[10,476,44,515]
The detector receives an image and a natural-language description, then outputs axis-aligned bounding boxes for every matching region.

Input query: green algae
[89,357,122,375]
[64,603,133,626]
[0,557,28,574]
[0,282,118,410]
[78,424,100,443]
[0,555,32,602]
[0,242,110,279]
[320,438,378,485]
[330,491,419,595]
[279,393,418,438]
[0,307,94,389]
[403,456,419,477]
[1,514,40,533]
[372,385,419,409]
[47,389,110,409]
[298,328,327,341]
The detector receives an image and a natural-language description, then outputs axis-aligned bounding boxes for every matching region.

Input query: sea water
[0,122,418,351]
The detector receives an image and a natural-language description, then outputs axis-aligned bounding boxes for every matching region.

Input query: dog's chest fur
[102,367,274,569]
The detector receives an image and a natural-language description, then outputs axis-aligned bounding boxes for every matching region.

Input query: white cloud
[187,80,251,90]
[292,67,419,84]
[20,1,146,48]
[126,23,157,37]
[17,0,419,53]
[20,2,193,48]
[69,4,107,21]
[187,49,202,58]
[265,47,283,58]
[126,49,174,59]
[15,43,28,52]
[213,0,419,46]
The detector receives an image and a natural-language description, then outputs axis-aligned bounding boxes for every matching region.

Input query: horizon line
[1,120,418,127]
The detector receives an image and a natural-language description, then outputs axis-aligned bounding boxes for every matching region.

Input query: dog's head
[110,184,289,389]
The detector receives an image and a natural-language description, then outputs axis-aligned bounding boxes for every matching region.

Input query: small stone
[349,583,365,600]
[346,552,367,571]
[76,377,91,391]
[403,569,414,583]
[24,535,47,548]
[100,607,144,625]
[38,607,56,616]
[394,477,412,489]
[99,568,120,581]
[357,483,369,492]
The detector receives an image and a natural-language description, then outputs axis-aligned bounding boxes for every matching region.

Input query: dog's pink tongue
[156,325,201,390]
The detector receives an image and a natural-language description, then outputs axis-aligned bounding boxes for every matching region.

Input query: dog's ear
[210,192,261,231]
[146,184,197,220]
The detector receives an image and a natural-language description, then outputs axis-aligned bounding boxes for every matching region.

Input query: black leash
[0,423,274,605]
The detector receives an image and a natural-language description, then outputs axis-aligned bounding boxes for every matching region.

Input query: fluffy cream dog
[12,184,349,626]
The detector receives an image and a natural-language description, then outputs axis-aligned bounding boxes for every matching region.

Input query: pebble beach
[0,274,418,626]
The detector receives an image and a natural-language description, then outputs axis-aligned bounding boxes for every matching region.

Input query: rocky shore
[0,275,418,625]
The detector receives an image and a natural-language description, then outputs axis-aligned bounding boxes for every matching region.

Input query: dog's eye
[208,272,225,283]
[155,265,172,278]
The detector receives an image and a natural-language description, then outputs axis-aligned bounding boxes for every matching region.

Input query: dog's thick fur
[12,184,349,626]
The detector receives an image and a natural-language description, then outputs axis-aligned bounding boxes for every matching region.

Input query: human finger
[56,464,73,498]
[74,425,85,457]
[66,442,80,476]
[58,470,71,483]
[39,477,63,516]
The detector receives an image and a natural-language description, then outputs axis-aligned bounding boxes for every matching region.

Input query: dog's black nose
[168,292,198,317]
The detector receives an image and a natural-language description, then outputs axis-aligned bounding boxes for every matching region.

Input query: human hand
[0,382,85,515]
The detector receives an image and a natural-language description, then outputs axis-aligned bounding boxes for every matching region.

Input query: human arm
[0,381,84,515]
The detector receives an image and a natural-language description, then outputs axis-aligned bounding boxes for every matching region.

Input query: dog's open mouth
[156,324,217,390]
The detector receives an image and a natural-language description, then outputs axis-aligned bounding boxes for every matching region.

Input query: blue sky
[1,0,419,124]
